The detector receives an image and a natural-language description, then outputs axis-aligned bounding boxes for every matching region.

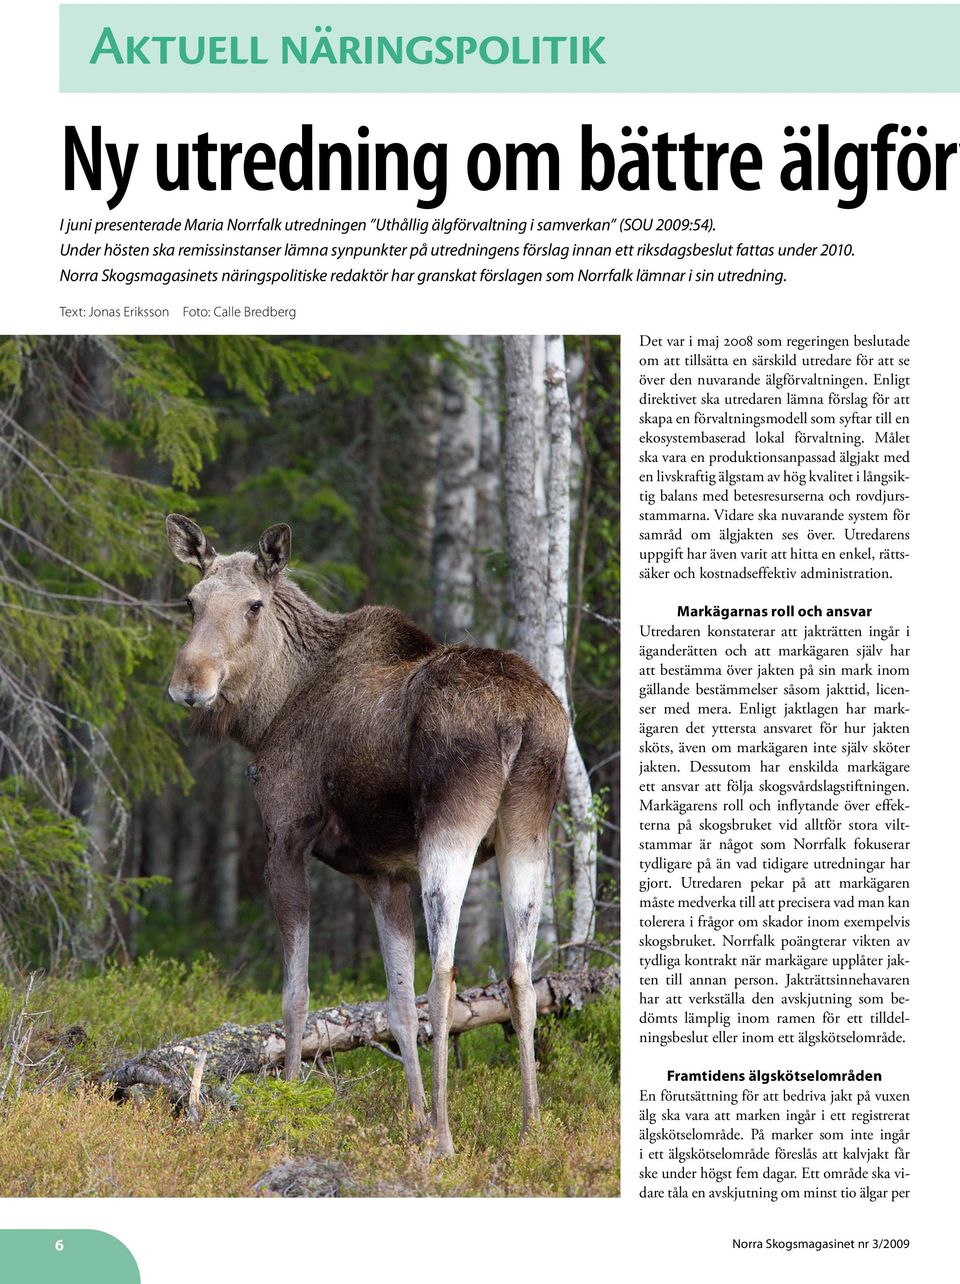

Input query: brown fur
[170,545,566,877]
[166,515,568,1152]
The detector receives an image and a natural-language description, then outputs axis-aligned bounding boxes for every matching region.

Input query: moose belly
[307,790,420,880]
[313,841,420,881]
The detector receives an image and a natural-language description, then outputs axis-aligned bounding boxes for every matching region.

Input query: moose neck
[197,576,343,753]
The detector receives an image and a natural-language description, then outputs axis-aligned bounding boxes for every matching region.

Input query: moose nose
[168,684,213,707]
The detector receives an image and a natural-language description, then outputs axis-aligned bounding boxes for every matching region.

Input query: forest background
[0,333,619,982]
[0,334,619,1196]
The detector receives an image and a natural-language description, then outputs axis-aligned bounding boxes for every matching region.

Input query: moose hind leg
[496,827,548,1136]
[266,845,310,1081]
[419,829,482,1158]
[365,876,429,1134]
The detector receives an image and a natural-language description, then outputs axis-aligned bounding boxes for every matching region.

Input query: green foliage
[233,1077,336,1145]
[191,334,453,615]
[0,337,30,395]
[38,955,277,1060]
[0,335,350,972]
[0,788,87,869]
[105,338,217,490]
[178,335,334,409]
[0,788,89,966]
[538,992,620,1083]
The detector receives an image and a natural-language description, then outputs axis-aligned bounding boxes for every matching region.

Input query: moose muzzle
[167,650,222,708]
[167,683,218,708]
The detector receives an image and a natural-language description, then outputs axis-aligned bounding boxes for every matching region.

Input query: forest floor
[0,956,619,1197]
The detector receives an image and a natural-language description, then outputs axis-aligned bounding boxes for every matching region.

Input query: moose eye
[248,601,263,616]
[184,598,195,616]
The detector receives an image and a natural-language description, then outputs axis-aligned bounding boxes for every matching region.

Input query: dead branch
[187,1049,207,1124]
[103,966,619,1104]
[0,973,39,1105]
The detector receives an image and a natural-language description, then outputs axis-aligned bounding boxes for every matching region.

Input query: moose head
[165,514,292,712]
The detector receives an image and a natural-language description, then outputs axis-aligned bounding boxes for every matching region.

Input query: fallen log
[103,966,619,1104]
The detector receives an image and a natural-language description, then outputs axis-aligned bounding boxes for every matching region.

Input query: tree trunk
[65,342,120,963]
[502,336,546,674]
[359,393,383,605]
[143,792,175,886]
[472,336,504,649]
[431,337,496,964]
[213,744,243,933]
[502,335,558,945]
[172,770,206,907]
[531,335,551,600]
[543,336,573,706]
[104,967,619,1102]
[465,336,506,968]
[431,337,479,642]
[544,336,598,956]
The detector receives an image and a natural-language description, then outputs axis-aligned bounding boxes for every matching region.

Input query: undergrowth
[0,956,619,1197]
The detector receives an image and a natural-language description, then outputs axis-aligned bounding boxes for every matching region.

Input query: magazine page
[0,2,955,1281]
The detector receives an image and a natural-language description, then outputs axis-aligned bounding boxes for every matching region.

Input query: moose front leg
[265,841,310,1080]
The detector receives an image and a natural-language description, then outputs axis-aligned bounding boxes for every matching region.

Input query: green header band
[61,5,960,93]
[0,1231,140,1284]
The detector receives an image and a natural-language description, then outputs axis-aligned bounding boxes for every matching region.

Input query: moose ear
[256,523,291,578]
[166,514,216,573]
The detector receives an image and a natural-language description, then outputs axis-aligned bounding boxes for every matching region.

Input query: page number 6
[55,1239,64,1252]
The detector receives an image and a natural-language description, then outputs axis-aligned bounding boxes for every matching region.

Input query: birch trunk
[502,336,545,672]
[543,335,573,707]
[431,337,479,642]
[461,338,503,964]
[531,335,551,597]
[544,336,598,956]
[431,337,495,963]
[473,335,504,649]
[503,335,557,945]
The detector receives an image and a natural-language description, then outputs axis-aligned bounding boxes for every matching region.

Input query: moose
[165,514,568,1156]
